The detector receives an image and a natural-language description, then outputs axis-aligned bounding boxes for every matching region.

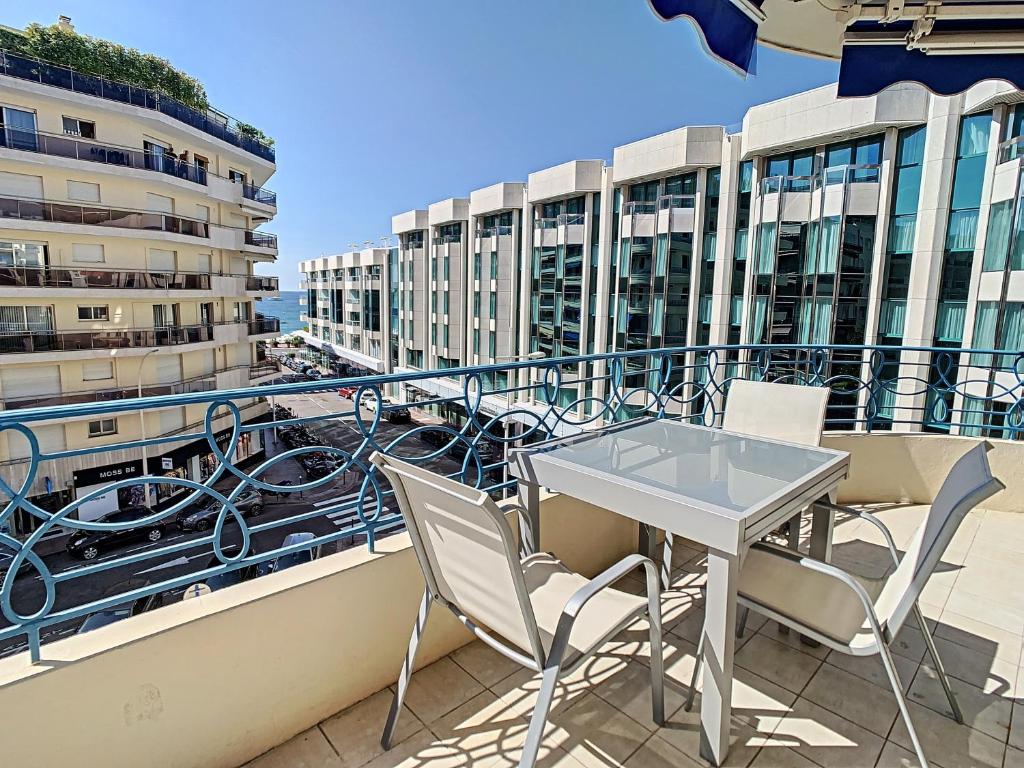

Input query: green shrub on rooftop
[0,23,274,146]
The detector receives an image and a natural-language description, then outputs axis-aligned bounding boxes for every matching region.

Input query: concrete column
[894,94,963,429]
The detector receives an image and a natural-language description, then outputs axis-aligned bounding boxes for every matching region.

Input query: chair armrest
[813,501,901,567]
[496,500,533,535]
[547,554,656,665]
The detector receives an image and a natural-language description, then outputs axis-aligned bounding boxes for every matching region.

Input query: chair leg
[913,602,963,724]
[518,664,561,768]
[786,510,801,550]
[878,640,930,768]
[661,530,674,591]
[736,605,749,638]
[646,568,666,725]
[684,631,703,712]
[381,588,432,750]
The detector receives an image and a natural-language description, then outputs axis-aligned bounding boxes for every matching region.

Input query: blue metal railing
[0,342,1021,661]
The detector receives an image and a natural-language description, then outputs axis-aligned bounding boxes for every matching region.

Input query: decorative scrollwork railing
[0,343,1020,661]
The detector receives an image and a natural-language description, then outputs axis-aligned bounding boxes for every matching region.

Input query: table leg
[699,547,739,767]
[808,498,835,563]
[518,480,540,557]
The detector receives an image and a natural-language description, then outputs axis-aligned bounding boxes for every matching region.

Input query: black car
[66,507,166,561]
[0,550,33,581]
[384,404,411,423]
[176,489,265,532]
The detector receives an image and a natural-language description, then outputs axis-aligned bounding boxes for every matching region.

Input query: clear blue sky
[10,1,838,289]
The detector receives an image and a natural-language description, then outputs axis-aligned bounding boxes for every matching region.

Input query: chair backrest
[723,379,830,447]
[874,441,1004,636]
[370,452,545,664]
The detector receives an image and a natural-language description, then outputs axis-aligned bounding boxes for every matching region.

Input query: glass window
[982,200,1013,271]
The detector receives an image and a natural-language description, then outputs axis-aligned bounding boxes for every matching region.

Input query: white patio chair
[371,452,665,768]
[684,441,1003,768]
[662,379,829,586]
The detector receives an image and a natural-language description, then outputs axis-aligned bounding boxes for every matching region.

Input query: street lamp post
[138,348,159,509]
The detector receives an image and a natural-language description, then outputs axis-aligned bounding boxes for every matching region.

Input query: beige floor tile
[907,663,1012,743]
[402,657,485,725]
[889,698,1006,768]
[592,660,686,731]
[945,590,1024,637]
[735,634,823,696]
[875,740,932,768]
[926,636,1021,697]
[890,624,929,664]
[450,641,522,688]
[952,559,1024,613]
[544,692,651,768]
[748,745,821,767]
[936,609,1024,664]
[357,729,467,768]
[669,605,706,646]
[623,734,703,768]
[756,620,830,661]
[771,697,884,768]
[653,708,774,768]
[1005,746,1024,768]
[822,651,918,694]
[320,689,424,768]
[427,690,528,768]
[245,727,342,768]
[490,667,593,723]
[801,662,898,738]
[1010,701,1024,752]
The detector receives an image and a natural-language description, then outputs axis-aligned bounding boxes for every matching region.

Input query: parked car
[201,544,262,591]
[265,479,295,498]
[0,550,32,581]
[306,369,323,380]
[418,427,450,449]
[175,489,265,532]
[384,403,411,424]
[76,577,166,634]
[66,507,165,561]
[358,390,378,409]
[337,386,356,399]
[269,532,320,573]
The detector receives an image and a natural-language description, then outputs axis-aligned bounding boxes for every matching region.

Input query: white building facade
[301,80,1024,436]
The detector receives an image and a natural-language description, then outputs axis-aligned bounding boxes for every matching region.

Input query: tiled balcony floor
[245,505,1024,768]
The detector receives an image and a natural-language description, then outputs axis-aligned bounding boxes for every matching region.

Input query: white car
[366,396,394,413]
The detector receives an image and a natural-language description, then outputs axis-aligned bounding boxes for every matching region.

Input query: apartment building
[468,182,526,392]
[0,39,280,529]
[301,79,1024,438]
[391,209,429,373]
[427,198,469,371]
[298,248,390,372]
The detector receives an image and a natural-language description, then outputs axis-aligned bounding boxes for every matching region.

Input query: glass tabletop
[526,419,842,516]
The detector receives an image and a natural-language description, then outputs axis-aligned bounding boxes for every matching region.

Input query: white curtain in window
[803,220,819,275]
[797,299,813,344]
[818,217,841,274]
[961,119,990,156]
[970,302,998,365]
[983,201,1013,271]
[733,228,749,262]
[888,215,917,254]
[749,296,768,344]
[756,223,776,275]
[812,298,833,345]
[946,208,979,252]
[999,304,1024,369]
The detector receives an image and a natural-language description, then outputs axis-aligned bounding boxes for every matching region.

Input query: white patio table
[509,418,849,766]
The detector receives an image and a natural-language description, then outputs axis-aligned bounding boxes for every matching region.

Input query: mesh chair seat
[522,552,648,663]
[739,543,885,652]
